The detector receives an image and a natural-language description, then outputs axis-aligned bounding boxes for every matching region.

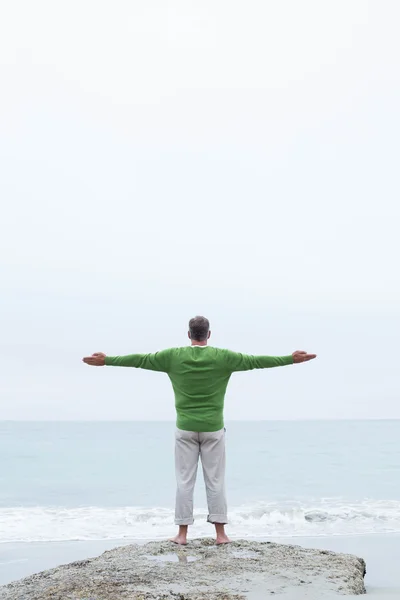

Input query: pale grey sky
[1,1,399,420]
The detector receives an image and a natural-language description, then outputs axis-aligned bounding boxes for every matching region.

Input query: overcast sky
[1,1,399,420]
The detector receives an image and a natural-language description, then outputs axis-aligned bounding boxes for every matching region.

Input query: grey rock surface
[0,539,366,599]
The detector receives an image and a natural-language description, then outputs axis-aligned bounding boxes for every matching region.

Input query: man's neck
[191,341,208,347]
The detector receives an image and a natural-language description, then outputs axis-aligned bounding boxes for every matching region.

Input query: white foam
[1,500,400,543]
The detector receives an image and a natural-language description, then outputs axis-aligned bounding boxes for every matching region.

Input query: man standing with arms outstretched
[83,316,316,545]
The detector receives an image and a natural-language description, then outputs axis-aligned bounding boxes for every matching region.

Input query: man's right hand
[292,350,317,364]
[82,352,106,366]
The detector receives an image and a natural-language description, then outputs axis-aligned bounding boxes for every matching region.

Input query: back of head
[189,315,210,341]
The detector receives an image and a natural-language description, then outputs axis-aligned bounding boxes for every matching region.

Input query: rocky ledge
[0,539,366,600]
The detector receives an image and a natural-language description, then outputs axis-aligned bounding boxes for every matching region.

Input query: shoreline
[1,533,400,596]
[0,539,367,599]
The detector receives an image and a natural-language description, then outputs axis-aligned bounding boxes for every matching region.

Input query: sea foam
[1,499,400,542]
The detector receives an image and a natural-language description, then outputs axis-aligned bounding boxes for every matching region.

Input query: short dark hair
[189,316,210,341]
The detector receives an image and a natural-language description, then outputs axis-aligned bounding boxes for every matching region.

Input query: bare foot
[170,534,187,545]
[216,534,231,545]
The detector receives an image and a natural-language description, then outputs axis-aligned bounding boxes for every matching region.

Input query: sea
[2,420,400,541]
[1,420,400,589]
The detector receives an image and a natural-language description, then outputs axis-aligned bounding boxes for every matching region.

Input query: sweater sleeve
[104,349,172,373]
[223,350,294,372]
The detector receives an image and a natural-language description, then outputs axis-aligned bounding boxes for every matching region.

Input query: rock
[0,539,366,600]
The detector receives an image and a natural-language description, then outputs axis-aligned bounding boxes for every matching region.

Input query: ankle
[214,523,226,535]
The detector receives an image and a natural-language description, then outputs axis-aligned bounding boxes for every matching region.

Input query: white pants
[175,427,227,526]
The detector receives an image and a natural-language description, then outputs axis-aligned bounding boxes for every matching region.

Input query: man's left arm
[82,349,172,372]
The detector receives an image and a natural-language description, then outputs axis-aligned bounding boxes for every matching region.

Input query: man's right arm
[223,349,316,372]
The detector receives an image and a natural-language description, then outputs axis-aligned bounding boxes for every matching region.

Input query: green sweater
[105,346,293,432]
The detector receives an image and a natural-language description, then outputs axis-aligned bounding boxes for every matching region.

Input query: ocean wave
[1,500,400,542]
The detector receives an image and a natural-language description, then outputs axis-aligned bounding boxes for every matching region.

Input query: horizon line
[1,418,399,423]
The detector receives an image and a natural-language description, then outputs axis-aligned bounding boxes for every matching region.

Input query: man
[83,315,316,545]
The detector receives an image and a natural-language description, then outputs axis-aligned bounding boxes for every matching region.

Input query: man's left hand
[83,352,106,366]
